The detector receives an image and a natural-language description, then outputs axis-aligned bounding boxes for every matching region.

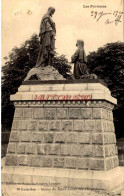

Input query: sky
[1,0,123,65]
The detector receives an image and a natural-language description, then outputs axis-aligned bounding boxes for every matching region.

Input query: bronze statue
[24,12,97,81]
[35,7,56,67]
[71,40,89,79]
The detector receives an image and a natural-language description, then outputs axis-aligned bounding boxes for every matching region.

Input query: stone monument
[2,79,124,193]
[2,7,124,194]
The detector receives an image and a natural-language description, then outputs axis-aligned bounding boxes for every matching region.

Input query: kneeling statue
[71,40,97,79]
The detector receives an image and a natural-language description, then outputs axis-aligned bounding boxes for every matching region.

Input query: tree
[2,34,72,131]
[87,42,124,138]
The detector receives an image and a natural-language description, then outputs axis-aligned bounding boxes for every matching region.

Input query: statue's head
[47,7,55,16]
[76,40,84,48]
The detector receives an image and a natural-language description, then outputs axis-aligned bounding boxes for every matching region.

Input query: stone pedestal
[2,80,124,193]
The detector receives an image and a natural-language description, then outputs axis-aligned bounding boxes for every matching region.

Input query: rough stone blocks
[92,146,104,157]
[80,108,92,119]
[95,120,103,132]
[17,143,26,154]
[21,132,31,142]
[28,121,37,130]
[23,108,33,118]
[18,121,27,130]
[39,121,48,131]
[57,108,68,119]
[54,133,65,143]
[69,108,80,119]
[32,132,43,142]
[93,108,102,119]
[10,132,20,142]
[29,156,41,167]
[54,158,64,168]
[61,144,79,156]
[25,143,36,154]
[49,120,61,131]
[7,143,16,153]
[85,120,95,131]
[11,120,18,130]
[46,108,56,119]
[105,158,114,170]
[77,158,89,169]
[74,120,85,131]
[6,155,18,166]
[41,156,52,167]
[44,133,54,143]
[14,108,23,118]
[92,134,104,144]
[47,144,60,155]
[78,133,91,144]
[66,133,78,143]
[5,99,119,172]
[37,144,47,155]
[79,145,92,157]
[65,158,76,169]
[62,120,73,131]
[18,156,28,166]
[34,108,44,119]
[90,159,105,170]
[113,156,119,167]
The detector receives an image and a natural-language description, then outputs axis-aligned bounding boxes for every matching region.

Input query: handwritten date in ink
[91,10,124,25]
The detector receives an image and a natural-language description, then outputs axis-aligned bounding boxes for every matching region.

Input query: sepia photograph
[1,0,124,195]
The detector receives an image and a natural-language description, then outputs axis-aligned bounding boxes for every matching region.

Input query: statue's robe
[71,48,88,79]
[35,14,56,67]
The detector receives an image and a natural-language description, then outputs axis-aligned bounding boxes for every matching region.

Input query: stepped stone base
[2,166,124,193]
[2,80,124,193]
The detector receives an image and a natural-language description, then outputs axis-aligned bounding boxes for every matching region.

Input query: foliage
[87,42,124,138]
[2,34,72,131]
